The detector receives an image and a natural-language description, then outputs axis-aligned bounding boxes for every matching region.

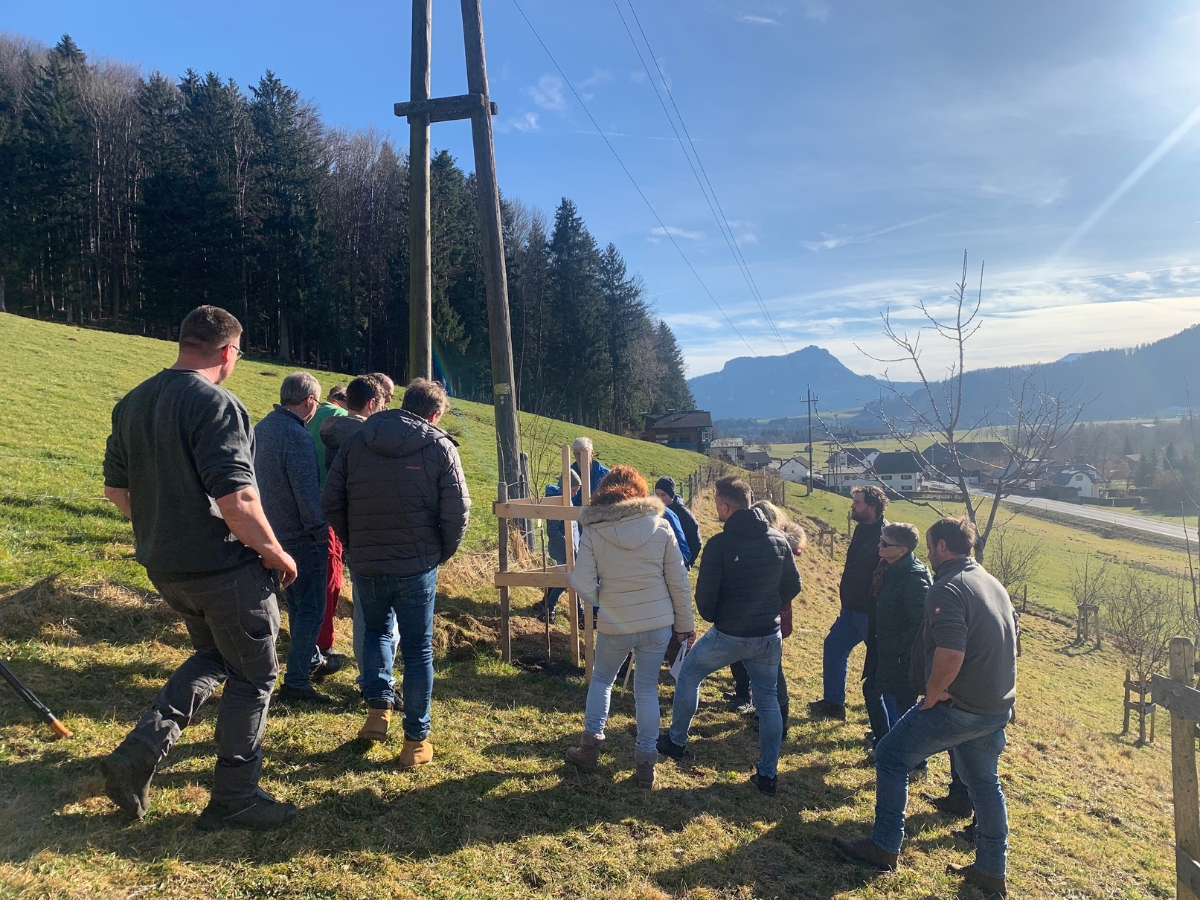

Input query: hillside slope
[0,314,709,588]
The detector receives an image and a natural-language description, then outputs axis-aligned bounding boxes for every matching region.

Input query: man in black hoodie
[321,378,470,769]
[658,476,801,796]
[808,485,887,723]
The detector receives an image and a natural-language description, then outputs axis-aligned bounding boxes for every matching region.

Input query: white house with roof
[780,456,812,483]
[872,451,925,494]
[708,437,744,463]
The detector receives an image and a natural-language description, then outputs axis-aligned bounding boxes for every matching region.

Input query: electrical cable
[508,0,760,358]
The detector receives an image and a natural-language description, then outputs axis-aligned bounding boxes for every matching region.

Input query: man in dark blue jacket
[658,476,801,797]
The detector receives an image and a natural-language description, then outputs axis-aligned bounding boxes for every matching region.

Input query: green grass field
[0,314,1186,899]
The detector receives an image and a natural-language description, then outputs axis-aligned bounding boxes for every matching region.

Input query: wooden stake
[1170,637,1200,900]
[580,446,594,681]
[563,446,580,668]
[498,481,510,663]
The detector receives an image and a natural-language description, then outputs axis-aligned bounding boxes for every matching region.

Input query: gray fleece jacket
[253,405,326,544]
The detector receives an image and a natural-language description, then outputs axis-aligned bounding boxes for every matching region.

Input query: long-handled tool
[0,659,72,739]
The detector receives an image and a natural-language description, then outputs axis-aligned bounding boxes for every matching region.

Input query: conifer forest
[0,35,694,433]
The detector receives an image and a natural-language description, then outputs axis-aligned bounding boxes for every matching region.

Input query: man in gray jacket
[833,516,1016,897]
[254,372,331,705]
[322,378,470,768]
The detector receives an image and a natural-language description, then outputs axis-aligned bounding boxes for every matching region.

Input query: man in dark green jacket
[871,523,932,735]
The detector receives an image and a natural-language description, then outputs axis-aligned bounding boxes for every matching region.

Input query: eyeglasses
[226,344,244,359]
[878,540,897,548]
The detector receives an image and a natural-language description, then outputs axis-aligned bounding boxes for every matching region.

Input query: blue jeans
[584,626,672,754]
[669,628,784,778]
[871,702,1011,879]
[282,538,328,690]
[351,571,399,690]
[822,610,869,706]
[356,568,438,740]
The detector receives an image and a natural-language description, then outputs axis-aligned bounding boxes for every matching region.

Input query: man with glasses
[101,305,298,831]
[808,485,888,726]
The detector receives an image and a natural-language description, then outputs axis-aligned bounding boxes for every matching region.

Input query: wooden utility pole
[803,385,818,496]
[407,0,432,381]
[394,0,523,496]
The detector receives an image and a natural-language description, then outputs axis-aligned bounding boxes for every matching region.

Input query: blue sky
[7,0,1200,380]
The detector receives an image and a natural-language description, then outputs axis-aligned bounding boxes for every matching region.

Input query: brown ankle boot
[565,732,604,773]
[398,737,433,768]
[358,707,391,742]
[634,748,657,789]
[947,863,1006,897]
[830,835,899,871]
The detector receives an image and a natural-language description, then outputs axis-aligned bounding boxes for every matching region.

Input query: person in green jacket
[307,384,347,484]
[872,523,932,735]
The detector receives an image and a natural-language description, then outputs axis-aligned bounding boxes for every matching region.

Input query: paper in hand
[669,638,689,683]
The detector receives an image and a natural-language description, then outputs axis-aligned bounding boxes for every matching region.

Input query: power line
[507,0,759,358]
[619,0,797,365]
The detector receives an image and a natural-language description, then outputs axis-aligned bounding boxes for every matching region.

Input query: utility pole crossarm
[393,93,499,123]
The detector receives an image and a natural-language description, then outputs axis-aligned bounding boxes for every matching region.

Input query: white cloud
[511,112,539,133]
[802,209,956,252]
[737,14,780,26]
[529,74,565,111]
[650,225,705,241]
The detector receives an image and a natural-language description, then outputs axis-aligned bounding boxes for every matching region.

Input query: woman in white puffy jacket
[567,465,696,789]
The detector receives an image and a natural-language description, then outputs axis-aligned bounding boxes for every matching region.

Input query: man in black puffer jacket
[322,378,470,769]
[658,476,801,797]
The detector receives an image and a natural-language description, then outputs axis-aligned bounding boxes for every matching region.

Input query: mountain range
[689,324,1200,424]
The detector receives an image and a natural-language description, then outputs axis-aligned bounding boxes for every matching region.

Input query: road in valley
[978,492,1195,543]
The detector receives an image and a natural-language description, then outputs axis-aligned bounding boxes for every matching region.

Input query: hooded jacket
[695,507,802,638]
[321,409,471,577]
[872,551,932,695]
[570,496,694,638]
[320,414,368,473]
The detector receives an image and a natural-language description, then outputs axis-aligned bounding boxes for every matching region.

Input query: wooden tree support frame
[1077,603,1101,649]
[1152,638,1200,900]
[1123,669,1156,743]
[494,445,594,677]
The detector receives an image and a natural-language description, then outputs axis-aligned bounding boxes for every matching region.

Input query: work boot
[99,740,157,819]
[358,706,391,742]
[922,791,974,818]
[311,651,349,683]
[398,736,434,768]
[808,699,847,721]
[196,787,297,832]
[723,691,752,712]
[634,748,657,789]
[947,863,1006,897]
[530,599,550,620]
[656,733,687,761]
[750,771,777,796]
[565,732,605,774]
[277,683,333,705]
[951,820,977,845]
[830,835,899,871]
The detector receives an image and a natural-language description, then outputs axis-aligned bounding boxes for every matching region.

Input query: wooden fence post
[1170,637,1200,900]
[497,481,510,663]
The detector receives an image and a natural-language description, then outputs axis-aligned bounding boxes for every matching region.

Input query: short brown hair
[715,475,752,510]
[927,516,977,556]
[852,484,889,517]
[593,465,648,505]
[179,305,241,356]
[345,375,382,413]
[327,385,348,404]
[401,378,449,420]
[882,522,920,552]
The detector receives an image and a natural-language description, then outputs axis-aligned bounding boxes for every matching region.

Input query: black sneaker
[951,821,976,845]
[656,733,687,761]
[807,699,847,721]
[277,684,333,704]
[750,771,777,796]
[310,652,348,683]
[196,787,298,831]
[723,691,752,712]
[99,742,157,819]
[530,600,551,620]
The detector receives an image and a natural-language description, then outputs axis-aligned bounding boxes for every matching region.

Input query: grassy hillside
[0,314,1185,899]
[0,313,708,589]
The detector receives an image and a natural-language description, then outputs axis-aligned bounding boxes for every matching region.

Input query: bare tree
[1106,568,1183,743]
[860,251,1086,561]
[985,528,1042,596]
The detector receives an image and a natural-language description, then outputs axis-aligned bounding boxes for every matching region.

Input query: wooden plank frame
[493,442,595,677]
[1164,638,1200,900]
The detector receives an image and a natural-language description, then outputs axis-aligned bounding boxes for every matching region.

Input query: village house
[640,409,714,453]
[922,441,1010,484]
[741,449,773,471]
[708,437,745,463]
[779,456,812,484]
[872,451,926,495]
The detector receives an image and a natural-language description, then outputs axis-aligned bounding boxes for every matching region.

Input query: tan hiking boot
[634,748,657,789]
[399,737,433,768]
[358,707,391,742]
[947,863,1006,897]
[565,732,605,774]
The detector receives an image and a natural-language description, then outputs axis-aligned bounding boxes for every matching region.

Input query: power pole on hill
[395,0,524,497]
[803,385,818,496]
[407,0,432,382]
